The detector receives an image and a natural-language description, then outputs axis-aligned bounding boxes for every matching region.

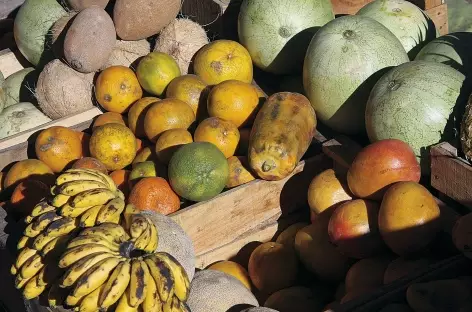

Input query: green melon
[415,32,472,76]
[238,0,334,74]
[303,15,409,135]
[0,68,37,109]
[168,142,229,202]
[14,0,67,66]
[365,60,467,173]
[357,0,437,59]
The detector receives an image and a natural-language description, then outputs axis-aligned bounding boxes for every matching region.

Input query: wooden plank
[332,0,444,14]
[426,3,448,35]
[0,49,24,78]
[431,142,472,211]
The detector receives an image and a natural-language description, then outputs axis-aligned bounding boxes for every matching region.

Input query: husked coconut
[51,11,78,45]
[154,18,209,74]
[36,59,95,120]
[0,102,51,139]
[101,39,151,70]
[66,0,110,10]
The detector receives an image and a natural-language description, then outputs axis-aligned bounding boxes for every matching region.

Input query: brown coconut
[100,39,151,70]
[36,59,95,120]
[50,11,78,58]
[66,0,110,10]
[154,18,209,74]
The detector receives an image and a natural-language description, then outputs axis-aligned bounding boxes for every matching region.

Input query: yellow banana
[163,296,184,312]
[17,236,31,250]
[31,201,55,217]
[41,234,72,258]
[72,257,122,298]
[59,203,93,218]
[99,260,131,309]
[57,180,110,196]
[144,219,158,253]
[15,247,37,270]
[59,244,119,268]
[115,286,139,312]
[56,170,106,186]
[51,193,71,208]
[79,205,103,227]
[23,274,47,300]
[67,235,120,252]
[96,197,126,225]
[20,253,44,279]
[33,232,59,251]
[143,270,163,312]
[15,274,32,289]
[80,223,130,243]
[65,168,117,191]
[45,217,79,237]
[71,188,117,209]
[61,252,118,287]
[10,264,17,275]
[129,259,149,307]
[155,253,190,302]
[48,283,68,308]
[37,263,63,286]
[133,222,151,251]
[65,294,83,307]
[24,212,62,237]
[116,189,125,201]
[24,215,35,224]
[79,283,106,312]
[129,214,149,239]
[123,204,139,230]
[144,255,175,303]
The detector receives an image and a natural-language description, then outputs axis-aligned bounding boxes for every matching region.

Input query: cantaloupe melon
[303,15,409,135]
[238,0,334,74]
[0,102,52,139]
[0,68,37,109]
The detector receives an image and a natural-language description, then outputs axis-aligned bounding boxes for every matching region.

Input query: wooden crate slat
[332,0,444,14]
[427,3,448,35]
[0,49,25,78]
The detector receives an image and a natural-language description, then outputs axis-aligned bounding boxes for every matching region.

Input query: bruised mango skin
[248,92,317,181]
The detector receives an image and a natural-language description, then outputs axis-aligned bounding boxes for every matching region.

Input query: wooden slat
[431,142,472,211]
[426,3,448,35]
[0,49,24,78]
[332,0,444,15]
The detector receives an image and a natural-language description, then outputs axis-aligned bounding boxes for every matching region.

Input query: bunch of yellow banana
[49,168,126,227]
[55,221,190,312]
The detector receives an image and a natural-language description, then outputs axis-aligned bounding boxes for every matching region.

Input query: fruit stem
[262,160,276,172]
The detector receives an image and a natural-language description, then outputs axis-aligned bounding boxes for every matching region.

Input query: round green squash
[238,0,334,74]
[303,15,409,135]
[357,0,437,58]
[14,0,67,66]
[415,32,472,76]
[365,60,467,173]
[0,68,37,109]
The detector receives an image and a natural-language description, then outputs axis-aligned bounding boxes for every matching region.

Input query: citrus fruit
[207,261,252,289]
[77,131,91,157]
[207,80,260,128]
[128,177,180,215]
[10,180,49,216]
[168,142,229,202]
[133,146,158,165]
[143,98,195,142]
[127,97,160,138]
[129,161,158,185]
[35,126,83,173]
[136,52,181,96]
[193,39,253,85]
[92,112,127,130]
[3,159,54,190]
[109,169,132,197]
[89,123,137,171]
[194,117,240,158]
[95,65,143,113]
[165,74,208,117]
[155,129,193,164]
[71,157,108,173]
[226,156,255,188]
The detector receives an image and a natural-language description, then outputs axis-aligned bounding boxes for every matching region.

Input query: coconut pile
[0,0,209,140]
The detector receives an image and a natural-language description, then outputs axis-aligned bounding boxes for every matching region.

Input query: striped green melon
[14,0,67,66]
[365,60,467,173]
[303,15,409,135]
[238,0,334,74]
[357,0,437,59]
[415,32,472,76]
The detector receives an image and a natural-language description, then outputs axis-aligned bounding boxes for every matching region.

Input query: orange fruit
[143,98,195,142]
[136,52,181,96]
[78,131,91,157]
[226,156,255,188]
[3,159,54,190]
[10,180,49,216]
[207,80,261,128]
[128,177,180,215]
[127,97,160,138]
[193,40,253,85]
[207,260,252,289]
[194,117,240,158]
[110,169,132,197]
[135,138,145,154]
[89,123,137,171]
[307,169,353,222]
[35,126,83,173]
[71,157,108,174]
[133,147,158,165]
[165,75,208,118]
[95,65,143,113]
[92,112,127,130]
[155,129,193,164]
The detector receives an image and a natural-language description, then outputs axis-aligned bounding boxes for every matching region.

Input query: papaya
[248,92,316,181]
